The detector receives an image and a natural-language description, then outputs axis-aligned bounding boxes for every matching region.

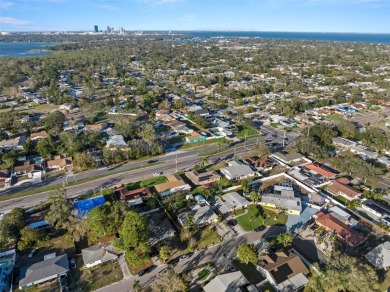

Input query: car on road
[153,172,163,176]
[148,159,158,164]
[254,226,266,232]
[166,147,176,152]
[212,158,220,162]
[179,252,194,262]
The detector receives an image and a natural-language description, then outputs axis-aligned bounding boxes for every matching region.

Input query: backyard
[69,257,123,291]
[236,205,288,231]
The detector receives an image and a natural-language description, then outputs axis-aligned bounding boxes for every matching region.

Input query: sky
[0,0,389,33]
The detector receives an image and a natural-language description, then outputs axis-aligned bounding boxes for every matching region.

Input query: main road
[0,126,299,213]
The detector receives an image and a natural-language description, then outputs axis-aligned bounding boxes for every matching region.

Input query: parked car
[153,172,163,176]
[69,258,76,269]
[254,226,266,232]
[228,219,237,227]
[179,252,194,262]
[148,159,158,164]
[28,249,36,258]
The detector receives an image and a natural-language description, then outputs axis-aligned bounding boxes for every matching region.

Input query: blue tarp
[74,196,106,215]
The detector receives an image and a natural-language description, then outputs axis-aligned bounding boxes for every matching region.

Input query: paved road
[96,226,285,292]
[0,126,299,213]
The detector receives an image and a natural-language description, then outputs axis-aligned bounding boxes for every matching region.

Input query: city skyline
[0,0,390,33]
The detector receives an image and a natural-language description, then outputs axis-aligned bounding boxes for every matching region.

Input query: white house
[81,246,119,268]
[220,161,257,181]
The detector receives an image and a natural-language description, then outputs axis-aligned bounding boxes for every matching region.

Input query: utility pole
[283,129,286,147]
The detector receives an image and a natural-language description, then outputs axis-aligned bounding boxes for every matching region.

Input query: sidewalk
[118,254,131,279]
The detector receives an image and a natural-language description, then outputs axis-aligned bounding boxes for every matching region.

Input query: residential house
[365,242,390,270]
[216,192,250,214]
[378,156,390,169]
[29,131,49,141]
[308,193,326,207]
[303,163,337,180]
[0,249,16,292]
[178,205,218,226]
[185,170,221,186]
[245,156,274,171]
[203,271,249,292]
[220,160,258,181]
[332,137,357,149]
[0,169,10,189]
[260,189,302,215]
[273,151,305,165]
[84,123,107,133]
[315,212,366,247]
[350,145,378,160]
[105,135,127,148]
[361,200,390,219]
[13,160,42,176]
[154,175,191,198]
[46,155,73,171]
[186,132,206,143]
[81,245,119,268]
[19,254,69,290]
[326,179,362,201]
[115,186,152,206]
[147,213,176,246]
[257,250,309,292]
[0,136,25,151]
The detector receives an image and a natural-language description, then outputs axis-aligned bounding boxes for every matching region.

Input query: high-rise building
[94,25,98,33]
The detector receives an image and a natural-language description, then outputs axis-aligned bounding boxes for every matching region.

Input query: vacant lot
[69,257,123,291]
[235,125,259,139]
[193,227,221,249]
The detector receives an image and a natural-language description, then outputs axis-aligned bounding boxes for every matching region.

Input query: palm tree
[132,280,141,292]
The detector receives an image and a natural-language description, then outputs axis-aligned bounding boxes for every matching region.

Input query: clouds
[96,4,118,10]
[0,17,29,24]
[0,1,14,9]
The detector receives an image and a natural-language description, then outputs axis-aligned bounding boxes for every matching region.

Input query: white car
[153,172,163,177]
[28,249,37,258]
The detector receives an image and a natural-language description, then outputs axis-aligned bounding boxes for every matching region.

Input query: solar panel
[271,263,293,284]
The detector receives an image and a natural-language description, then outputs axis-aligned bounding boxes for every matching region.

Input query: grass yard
[69,257,123,291]
[127,175,167,190]
[262,207,288,226]
[336,195,348,205]
[233,260,265,284]
[34,103,59,113]
[236,205,264,231]
[180,137,224,150]
[193,227,221,249]
[197,268,211,281]
[235,125,259,139]
[327,113,345,122]
[190,186,207,195]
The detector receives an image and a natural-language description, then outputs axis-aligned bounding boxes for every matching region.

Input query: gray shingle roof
[365,241,390,269]
[81,246,118,266]
[19,254,69,288]
[203,271,248,292]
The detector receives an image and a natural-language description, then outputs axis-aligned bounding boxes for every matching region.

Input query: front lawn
[233,260,265,284]
[126,176,167,190]
[235,125,259,139]
[236,205,264,231]
[193,227,221,249]
[236,205,288,231]
[69,258,123,291]
[262,207,288,226]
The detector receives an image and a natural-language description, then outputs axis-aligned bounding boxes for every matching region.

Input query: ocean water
[175,31,390,44]
[0,42,57,58]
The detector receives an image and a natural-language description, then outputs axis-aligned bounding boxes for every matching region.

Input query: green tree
[346,199,361,210]
[277,233,294,247]
[17,227,44,251]
[36,137,55,159]
[45,189,71,230]
[73,152,98,172]
[0,208,25,244]
[86,204,115,240]
[249,192,261,204]
[44,110,65,136]
[159,246,171,263]
[251,143,271,157]
[237,244,258,264]
[23,138,34,154]
[184,213,195,230]
[149,268,187,292]
[132,280,141,292]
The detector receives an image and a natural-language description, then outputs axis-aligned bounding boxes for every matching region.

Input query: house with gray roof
[260,187,302,215]
[350,145,378,160]
[19,254,69,290]
[216,192,250,214]
[178,205,218,226]
[220,160,258,181]
[203,271,248,292]
[273,151,305,165]
[365,241,390,270]
[332,137,356,149]
[81,245,119,268]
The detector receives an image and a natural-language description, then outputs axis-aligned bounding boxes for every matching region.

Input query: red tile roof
[327,180,361,199]
[316,213,365,246]
[305,163,337,179]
